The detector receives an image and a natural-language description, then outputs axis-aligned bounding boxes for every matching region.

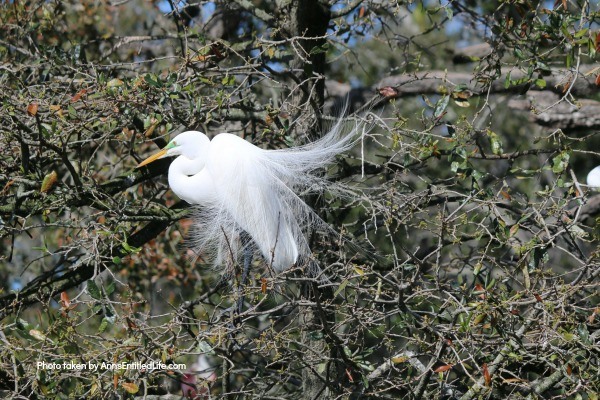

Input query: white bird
[587,166,600,188]
[137,118,363,272]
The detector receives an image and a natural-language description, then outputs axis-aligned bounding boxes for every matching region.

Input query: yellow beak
[137,148,168,168]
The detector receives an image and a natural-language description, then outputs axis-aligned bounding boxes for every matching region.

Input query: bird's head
[137,131,208,168]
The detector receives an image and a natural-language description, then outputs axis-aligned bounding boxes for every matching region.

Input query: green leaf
[434,95,450,119]
[221,75,235,85]
[144,74,162,88]
[334,279,349,297]
[67,106,77,119]
[310,43,329,55]
[107,78,124,88]
[529,247,545,270]
[98,318,108,333]
[121,382,139,394]
[574,28,588,38]
[566,51,573,68]
[87,280,102,300]
[509,224,519,237]
[106,281,115,296]
[577,323,590,344]
[551,152,570,173]
[513,47,524,60]
[308,331,324,340]
[317,362,327,373]
[121,241,141,255]
[534,79,546,89]
[488,130,503,155]
[362,374,370,389]
[504,71,512,89]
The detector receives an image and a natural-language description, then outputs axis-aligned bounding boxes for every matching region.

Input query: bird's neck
[168,155,204,198]
[170,155,205,177]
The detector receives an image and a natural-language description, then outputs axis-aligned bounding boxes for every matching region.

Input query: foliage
[0,1,598,399]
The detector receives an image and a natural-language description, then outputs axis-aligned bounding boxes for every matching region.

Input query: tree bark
[280,1,338,398]
[284,0,331,139]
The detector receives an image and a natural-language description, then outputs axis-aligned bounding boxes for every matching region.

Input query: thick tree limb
[508,90,600,129]
[377,65,599,98]
[232,0,274,23]
[452,43,494,64]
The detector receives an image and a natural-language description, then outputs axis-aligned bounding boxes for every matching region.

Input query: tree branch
[0,202,187,319]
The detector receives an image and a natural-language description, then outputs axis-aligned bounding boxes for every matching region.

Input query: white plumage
[587,166,600,188]
[138,118,362,272]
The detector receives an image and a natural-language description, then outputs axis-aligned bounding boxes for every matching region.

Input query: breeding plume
[138,118,362,271]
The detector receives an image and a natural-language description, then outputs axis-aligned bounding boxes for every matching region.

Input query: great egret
[137,118,363,272]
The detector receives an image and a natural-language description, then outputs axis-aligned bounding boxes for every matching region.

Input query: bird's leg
[219,232,253,327]
[236,243,252,315]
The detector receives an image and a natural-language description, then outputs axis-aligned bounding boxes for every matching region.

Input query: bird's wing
[205,134,300,270]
